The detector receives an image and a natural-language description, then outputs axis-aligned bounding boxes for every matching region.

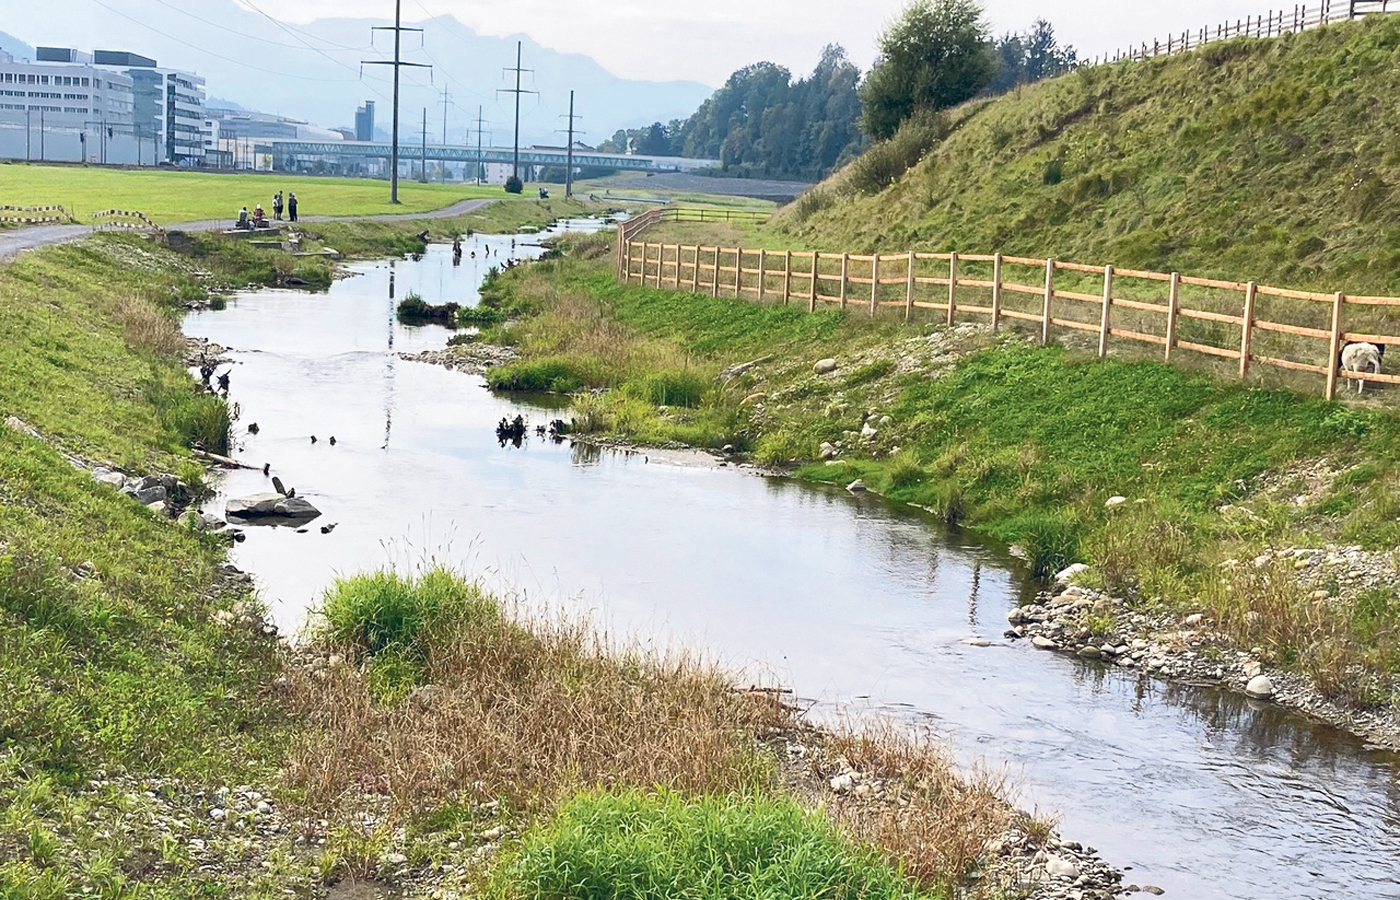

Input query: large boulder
[227,492,321,522]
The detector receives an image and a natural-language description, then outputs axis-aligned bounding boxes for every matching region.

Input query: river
[184,220,1400,899]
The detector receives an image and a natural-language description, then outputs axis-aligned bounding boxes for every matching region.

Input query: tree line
[599,1,1077,182]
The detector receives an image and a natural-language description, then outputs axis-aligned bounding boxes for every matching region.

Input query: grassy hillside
[780,16,1400,295]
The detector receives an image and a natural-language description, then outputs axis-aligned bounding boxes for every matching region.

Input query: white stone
[1245,675,1274,699]
[1105,496,1128,507]
[384,852,408,866]
[1045,855,1080,878]
[846,479,867,493]
[1184,613,1204,627]
[1032,636,1057,650]
[960,637,993,647]
[813,358,838,375]
[829,773,855,793]
[1054,563,1090,583]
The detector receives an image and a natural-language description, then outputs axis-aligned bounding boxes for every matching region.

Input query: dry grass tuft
[285,597,788,824]
[112,295,185,357]
[824,723,1011,892]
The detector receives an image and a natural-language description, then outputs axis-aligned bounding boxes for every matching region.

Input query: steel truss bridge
[265,139,716,173]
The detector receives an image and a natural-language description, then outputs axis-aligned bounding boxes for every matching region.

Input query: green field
[0,163,501,225]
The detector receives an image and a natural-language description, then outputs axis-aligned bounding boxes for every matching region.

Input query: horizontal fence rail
[618,209,1400,401]
[0,204,68,225]
[89,209,162,233]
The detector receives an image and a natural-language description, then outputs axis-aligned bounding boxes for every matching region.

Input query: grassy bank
[2,221,1020,898]
[0,163,496,224]
[485,242,1400,707]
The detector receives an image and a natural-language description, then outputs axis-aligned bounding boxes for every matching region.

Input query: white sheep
[1340,342,1385,395]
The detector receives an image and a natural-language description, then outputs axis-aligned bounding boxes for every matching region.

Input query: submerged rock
[226,492,321,521]
[1245,674,1275,699]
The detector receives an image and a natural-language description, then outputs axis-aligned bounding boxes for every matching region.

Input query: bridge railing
[617,215,1400,401]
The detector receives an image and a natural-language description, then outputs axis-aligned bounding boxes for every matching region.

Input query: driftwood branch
[193,449,263,471]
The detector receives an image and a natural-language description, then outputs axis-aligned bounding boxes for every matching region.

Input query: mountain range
[1,2,713,148]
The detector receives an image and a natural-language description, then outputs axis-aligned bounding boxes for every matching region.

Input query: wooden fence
[617,209,1400,400]
[1083,1,1395,67]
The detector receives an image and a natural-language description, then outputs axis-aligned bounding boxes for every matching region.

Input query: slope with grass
[485,234,1400,711]
[781,16,1400,296]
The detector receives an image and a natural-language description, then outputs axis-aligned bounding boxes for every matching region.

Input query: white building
[0,49,140,164]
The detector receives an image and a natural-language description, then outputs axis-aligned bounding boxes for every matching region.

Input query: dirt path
[0,197,496,262]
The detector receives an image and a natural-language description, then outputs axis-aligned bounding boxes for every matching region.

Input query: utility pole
[472,105,488,185]
[498,41,536,186]
[363,0,428,203]
[39,108,45,162]
[420,107,428,183]
[438,87,451,182]
[558,90,584,199]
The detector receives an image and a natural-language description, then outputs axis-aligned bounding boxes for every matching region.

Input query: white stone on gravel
[1245,675,1275,699]
[1045,855,1080,878]
[813,358,838,375]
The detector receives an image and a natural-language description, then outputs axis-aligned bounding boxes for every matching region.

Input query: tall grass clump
[145,378,231,454]
[620,370,711,407]
[289,569,785,820]
[113,295,185,357]
[487,790,935,900]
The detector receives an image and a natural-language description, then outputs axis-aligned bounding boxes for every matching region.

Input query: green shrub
[456,305,505,326]
[789,188,835,224]
[487,357,599,393]
[489,790,932,900]
[848,109,948,195]
[504,176,524,195]
[146,378,231,454]
[397,292,461,323]
[321,567,498,657]
[1002,511,1080,577]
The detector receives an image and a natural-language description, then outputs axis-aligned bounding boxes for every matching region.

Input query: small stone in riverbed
[814,358,838,375]
[960,637,993,647]
[846,479,867,493]
[1140,887,1165,896]
[1055,563,1090,582]
[1184,613,1204,627]
[1245,674,1274,699]
[384,852,408,866]
[1032,636,1057,650]
[1077,646,1102,660]
[1044,855,1079,878]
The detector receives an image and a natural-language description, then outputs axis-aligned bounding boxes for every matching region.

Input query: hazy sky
[245,0,1294,83]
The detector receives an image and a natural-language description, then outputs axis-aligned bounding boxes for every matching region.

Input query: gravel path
[0,197,496,262]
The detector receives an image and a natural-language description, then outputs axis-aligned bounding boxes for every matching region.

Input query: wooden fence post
[839,253,849,309]
[1326,291,1345,399]
[654,244,664,289]
[905,251,916,323]
[691,246,700,294]
[673,245,682,290]
[1098,264,1114,358]
[947,252,959,326]
[757,249,766,302]
[810,252,819,312]
[869,254,879,317]
[783,251,792,305]
[711,247,720,298]
[1042,259,1055,346]
[1165,272,1181,362]
[1239,280,1258,379]
[734,248,743,298]
[991,253,1003,332]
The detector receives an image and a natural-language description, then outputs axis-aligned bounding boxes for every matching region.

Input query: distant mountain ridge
[0,1,711,148]
[0,30,35,61]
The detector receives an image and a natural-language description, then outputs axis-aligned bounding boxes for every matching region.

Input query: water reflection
[183,225,1400,900]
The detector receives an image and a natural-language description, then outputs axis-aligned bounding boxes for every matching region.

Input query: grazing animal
[247,422,259,435]
[1340,342,1385,394]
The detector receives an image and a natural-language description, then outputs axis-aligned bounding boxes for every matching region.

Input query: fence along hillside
[615,208,1400,401]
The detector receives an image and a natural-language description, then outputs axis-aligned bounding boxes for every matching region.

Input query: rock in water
[1245,674,1275,699]
[271,476,286,496]
[226,493,321,521]
[846,479,867,493]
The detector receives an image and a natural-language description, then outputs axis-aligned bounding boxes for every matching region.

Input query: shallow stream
[185,221,1400,899]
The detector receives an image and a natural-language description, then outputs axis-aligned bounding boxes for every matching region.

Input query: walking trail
[0,197,495,262]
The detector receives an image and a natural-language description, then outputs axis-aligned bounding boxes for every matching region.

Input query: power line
[238,0,393,104]
[148,0,370,53]
[89,0,368,84]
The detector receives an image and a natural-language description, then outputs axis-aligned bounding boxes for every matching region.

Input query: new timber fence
[616,208,1400,401]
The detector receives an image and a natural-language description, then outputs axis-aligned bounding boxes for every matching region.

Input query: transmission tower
[497,41,536,184]
[362,0,430,203]
[557,91,585,199]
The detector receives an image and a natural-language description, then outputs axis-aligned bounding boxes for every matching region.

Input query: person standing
[287,192,299,222]
[272,191,283,220]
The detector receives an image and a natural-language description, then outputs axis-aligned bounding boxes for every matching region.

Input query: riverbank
[477,235,1400,744]
[0,219,1112,897]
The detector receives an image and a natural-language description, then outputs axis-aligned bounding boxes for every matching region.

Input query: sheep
[1340,342,1385,394]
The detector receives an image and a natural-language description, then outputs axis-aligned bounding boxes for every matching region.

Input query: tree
[635,122,673,156]
[860,0,994,140]
[986,19,1079,94]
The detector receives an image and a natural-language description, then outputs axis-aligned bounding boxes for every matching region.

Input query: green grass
[488,790,934,900]
[321,567,499,657]
[779,16,1400,296]
[0,162,498,224]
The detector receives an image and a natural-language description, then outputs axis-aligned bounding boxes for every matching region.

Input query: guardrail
[90,209,162,234]
[0,204,69,225]
[617,211,1400,401]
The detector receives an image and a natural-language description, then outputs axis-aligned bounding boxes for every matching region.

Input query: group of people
[235,190,299,230]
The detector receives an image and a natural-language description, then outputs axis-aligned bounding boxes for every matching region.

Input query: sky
[245,0,1297,84]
